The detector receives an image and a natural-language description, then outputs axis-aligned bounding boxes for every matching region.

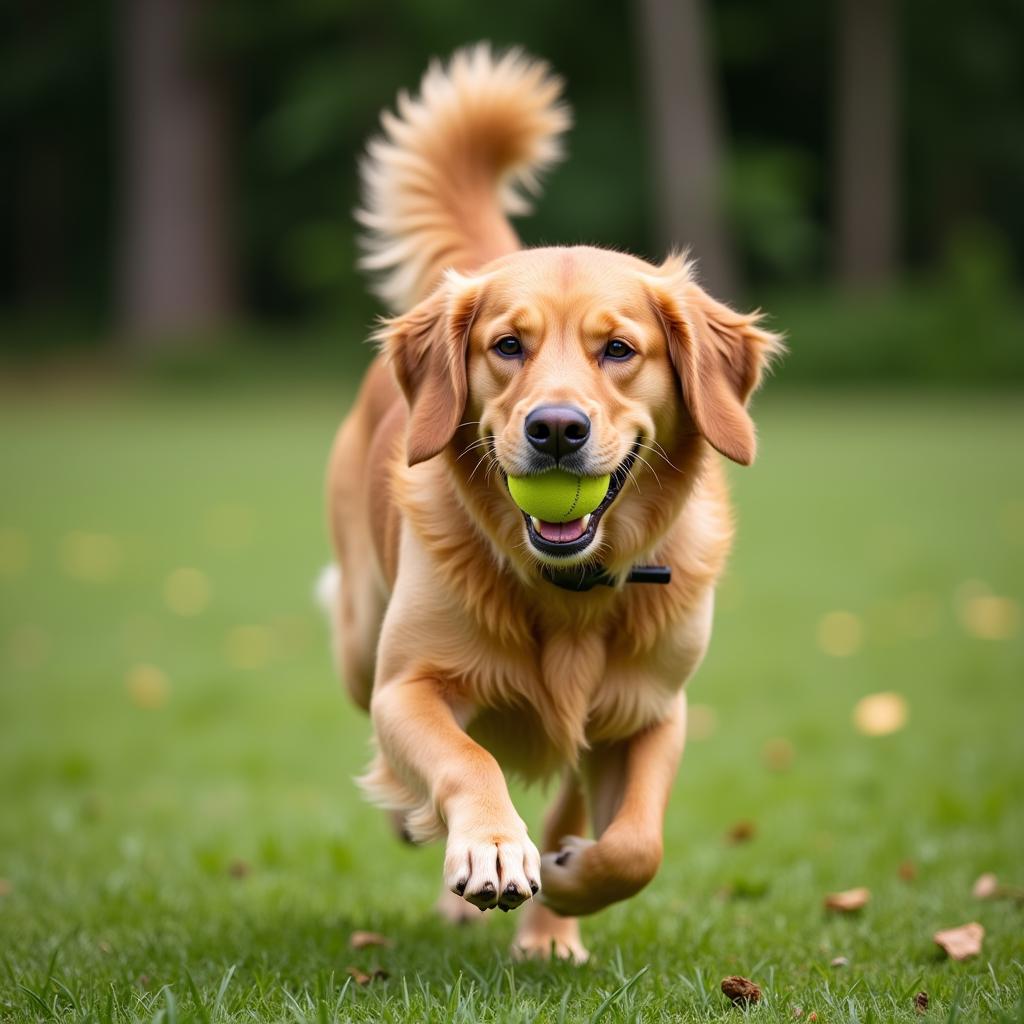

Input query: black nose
[524,405,591,459]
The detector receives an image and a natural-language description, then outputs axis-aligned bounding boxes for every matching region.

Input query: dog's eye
[603,339,635,361]
[494,336,523,358]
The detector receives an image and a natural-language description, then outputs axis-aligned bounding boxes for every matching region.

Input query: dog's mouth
[510,442,639,560]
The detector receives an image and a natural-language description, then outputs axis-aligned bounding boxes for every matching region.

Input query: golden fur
[324,44,781,961]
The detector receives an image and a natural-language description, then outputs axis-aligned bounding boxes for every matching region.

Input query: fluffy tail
[357,44,570,313]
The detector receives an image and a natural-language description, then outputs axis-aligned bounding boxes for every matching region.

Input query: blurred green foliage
[0,0,1022,382]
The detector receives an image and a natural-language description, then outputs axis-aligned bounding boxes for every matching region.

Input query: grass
[1,380,1022,1022]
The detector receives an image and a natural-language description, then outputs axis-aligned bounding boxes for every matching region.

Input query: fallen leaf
[934,922,984,960]
[899,860,918,882]
[721,975,761,1006]
[0,878,11,897]
[687,703,717,741]
[972,872,998,899]
[915,991,929,1014]
[853,692,908,736]
[98,940,112,955]
[825,887,870,912]
[762,737,795,772]
[125,664,170,710]
[958,591,1020,640]
[227,859,251,879]
[726,820,756,844]
[830,955,849,968]
[346,966,388,985]
[349,930,394,950]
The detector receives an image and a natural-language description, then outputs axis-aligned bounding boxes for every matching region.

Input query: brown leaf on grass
[0,878,11,897]
[346,966,389,985]
[824,886,870,912]
[972,872,998,899]
[899,860,918,882]
[915,991,929,1014]
[349,930,394,950]
[934,922,984,960]
[721,975,761,1006]
[227,858,251,879]
[830,955,849,968]
[726,820,757,844]
[761,737,795,772]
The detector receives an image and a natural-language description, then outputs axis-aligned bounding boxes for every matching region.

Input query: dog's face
[384,247,780,566]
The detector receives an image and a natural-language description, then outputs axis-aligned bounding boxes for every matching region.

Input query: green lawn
[1,383,1022,1023]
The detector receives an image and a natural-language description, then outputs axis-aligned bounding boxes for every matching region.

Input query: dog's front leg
[371,674,541,913]
[539,692,687,917]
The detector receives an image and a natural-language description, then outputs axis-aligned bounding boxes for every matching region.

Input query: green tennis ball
[507,470,610,523]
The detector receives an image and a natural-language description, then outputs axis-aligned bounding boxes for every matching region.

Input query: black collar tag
[541,564,672,593]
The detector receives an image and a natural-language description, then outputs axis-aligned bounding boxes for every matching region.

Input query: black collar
[541,564,672,592]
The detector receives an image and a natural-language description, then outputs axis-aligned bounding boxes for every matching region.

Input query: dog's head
[380,247,781,567]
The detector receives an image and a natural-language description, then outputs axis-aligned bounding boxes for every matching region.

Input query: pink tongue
[536,517,586,543]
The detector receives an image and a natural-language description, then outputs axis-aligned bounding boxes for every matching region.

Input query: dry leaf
[853,692,908,736]
[762,737,795,772]
[915,991,929,1014]
[687,703,717,741]
[726,820,756,844]
[227,859,251,879]
[899,860,918,882]
[0,878,12,897]
[349,930,394,950]
[830,955,849,968]
[825,887,870,912]
[934,922,984,961]
[346,966,388,985]
[972,872,998,899]
[721,975,761,1006]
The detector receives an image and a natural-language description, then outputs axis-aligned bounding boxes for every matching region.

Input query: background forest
[1,0,1022,382]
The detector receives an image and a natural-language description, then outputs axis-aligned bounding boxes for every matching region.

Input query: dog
[322,45,781,962]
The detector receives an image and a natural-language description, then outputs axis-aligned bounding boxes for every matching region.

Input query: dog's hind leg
[316,559,384,712]
[513,768,590,962]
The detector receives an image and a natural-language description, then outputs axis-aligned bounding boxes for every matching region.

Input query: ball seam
[566,475,581,519]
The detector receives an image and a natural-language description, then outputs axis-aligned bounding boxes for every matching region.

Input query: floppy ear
[645,256,783,466]
[377,272,482,466]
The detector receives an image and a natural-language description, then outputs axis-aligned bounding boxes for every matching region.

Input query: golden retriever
[322,45,781,961]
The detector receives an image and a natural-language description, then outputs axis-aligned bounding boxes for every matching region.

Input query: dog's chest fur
[478,586,713,770]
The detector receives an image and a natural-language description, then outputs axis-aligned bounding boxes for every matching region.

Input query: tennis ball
[507,470,610,523]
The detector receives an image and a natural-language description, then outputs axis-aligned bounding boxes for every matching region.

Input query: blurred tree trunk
[117,0,233,344]
[636,0,736,299]
[835,0,899,286]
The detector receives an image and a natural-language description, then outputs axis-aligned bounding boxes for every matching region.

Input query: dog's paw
[539,836,603,916]
[444,825,542,913]
[513,901,589,963]
[540,832,661,917]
